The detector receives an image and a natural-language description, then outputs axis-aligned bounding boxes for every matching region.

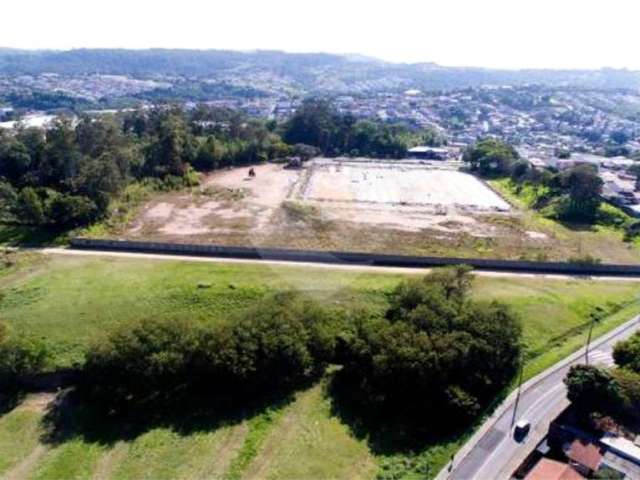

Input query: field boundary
[70,238,640,276]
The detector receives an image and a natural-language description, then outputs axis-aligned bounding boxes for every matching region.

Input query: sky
[2,0,639,70]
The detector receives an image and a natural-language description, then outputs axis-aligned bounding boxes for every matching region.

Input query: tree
[16,187,46,225]
[462,138,519,177]
[144,113,196,177]
[613,332,640,373]
[283,98,339,154]
[559,165,603,221]
[81,317,205,408]
[39,118,81,186]
[47,193,97,227]
[293,144,320,162]
[510,160,530,182]
[612,368,640,417]
[75,153,125,214]
[0,181,18,222]
[338,267,522,429]
[564,365,624,416]
[283,99,410,158]
[80,291,337,410]
[193,135,223,171]
[0,324,50,388]
[0,137,32,184]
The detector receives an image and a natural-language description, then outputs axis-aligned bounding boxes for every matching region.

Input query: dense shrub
[80,291,340,410]
[0,325,50,388]
[613,332,640,373]
[564,365,625,416]
[462,138,519,176]
[336,266,522,428]
[565,333,640,422]
[612,368,640,418]
[282,98,433,158]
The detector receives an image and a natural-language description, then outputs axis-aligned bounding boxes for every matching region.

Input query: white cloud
[1,0,638,69]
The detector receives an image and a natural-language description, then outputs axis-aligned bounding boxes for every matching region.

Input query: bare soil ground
[119,159,618,261]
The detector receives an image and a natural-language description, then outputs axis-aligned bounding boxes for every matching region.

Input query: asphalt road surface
[441,315,640,480]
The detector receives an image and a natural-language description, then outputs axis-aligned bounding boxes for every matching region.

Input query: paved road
[440,315,640,480]
[39,247,640,282]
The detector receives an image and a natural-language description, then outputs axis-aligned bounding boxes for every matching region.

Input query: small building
[549,154,604,172]
[565,438,603,476]
[525,458,584,480]
[407,146,449,160]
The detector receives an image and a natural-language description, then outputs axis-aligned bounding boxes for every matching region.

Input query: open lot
[109,159,640,262]
[129,159,514,240]
[2,253,640,479]
[303,159,509,210]
[116,159,534,256]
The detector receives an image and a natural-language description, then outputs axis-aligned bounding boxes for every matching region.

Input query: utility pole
[585,313,596,365]
[511,349,525,427]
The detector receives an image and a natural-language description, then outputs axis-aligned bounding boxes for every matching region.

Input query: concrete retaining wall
[70,238,640,276]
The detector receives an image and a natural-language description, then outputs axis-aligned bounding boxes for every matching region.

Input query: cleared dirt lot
[121,159,565,260]
[303,159,510,210]
[127,159,513,237]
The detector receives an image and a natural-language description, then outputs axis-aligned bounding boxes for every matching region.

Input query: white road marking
[589,350,615,367]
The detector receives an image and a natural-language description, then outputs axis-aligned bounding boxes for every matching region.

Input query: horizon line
[0,46,638,73]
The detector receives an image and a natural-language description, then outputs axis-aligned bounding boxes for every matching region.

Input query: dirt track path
[40,247,640,283]
[3,444,48,480]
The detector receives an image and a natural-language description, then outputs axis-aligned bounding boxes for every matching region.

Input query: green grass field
[489,178,640,264]
[2,253,640,479]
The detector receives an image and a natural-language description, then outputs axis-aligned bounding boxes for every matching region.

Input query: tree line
[3,267,521,437]
[564,331,640,425]
[282,98,443,158]
[80,268,520,436]
[0,101,435,230]
[463,138,605,223]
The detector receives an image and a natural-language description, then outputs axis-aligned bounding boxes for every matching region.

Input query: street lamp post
[585,313,596,365]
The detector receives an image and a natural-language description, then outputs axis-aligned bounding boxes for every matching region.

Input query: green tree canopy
[557,165,603,221]
[564,364,624,416]
[613,331,640,373]
[462,138,519,177]
[337,266,522,429]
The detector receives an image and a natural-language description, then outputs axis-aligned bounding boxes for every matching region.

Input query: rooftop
[408,146,448,154]
[601,434,640,465]
[567,438,603,471]
[525,458,584,480]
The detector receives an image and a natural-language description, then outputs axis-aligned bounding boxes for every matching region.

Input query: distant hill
[1,48,640,93]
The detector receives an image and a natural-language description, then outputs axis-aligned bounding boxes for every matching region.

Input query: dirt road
[40,247,640,282]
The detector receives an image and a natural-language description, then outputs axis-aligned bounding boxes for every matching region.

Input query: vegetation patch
[225,407,286,480]
[3,256,640,479]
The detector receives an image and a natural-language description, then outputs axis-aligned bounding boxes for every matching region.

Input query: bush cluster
[81,291,342,410]
[336,266,522,428]
[564,332,640,420]
[464,138,605,223]
[79,268,522,432]
[0,322,50,388]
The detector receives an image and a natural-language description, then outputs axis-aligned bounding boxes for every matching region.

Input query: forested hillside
[2,49,640,92]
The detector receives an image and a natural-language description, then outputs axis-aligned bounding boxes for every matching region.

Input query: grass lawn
[2,253,640,479]
[489,178,640,264]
